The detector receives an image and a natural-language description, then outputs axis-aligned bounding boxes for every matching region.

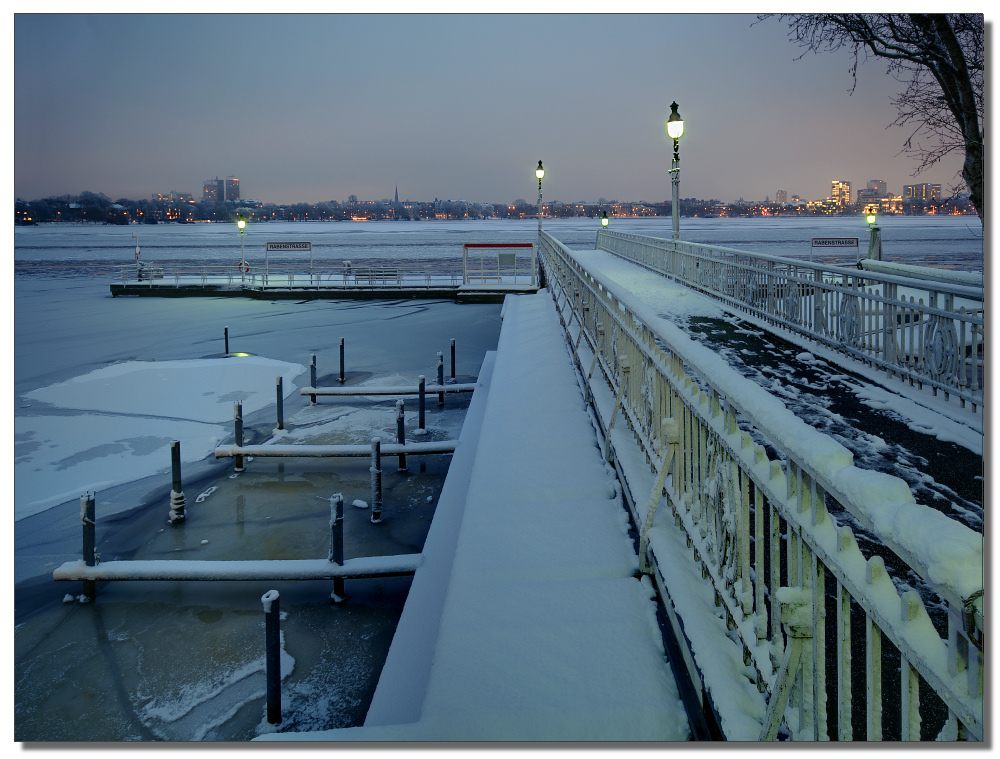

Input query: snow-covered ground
[568,248,984,532]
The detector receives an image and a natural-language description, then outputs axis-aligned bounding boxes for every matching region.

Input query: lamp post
[535,160,545,238]
[601,211,609,228]
[666,101,684,240]
[236,211,247,282]
[866,211,882,261]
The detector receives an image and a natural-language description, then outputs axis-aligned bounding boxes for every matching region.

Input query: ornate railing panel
[539,231,983,741]
[594,229,984,412]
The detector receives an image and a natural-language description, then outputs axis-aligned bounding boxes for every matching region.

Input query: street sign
[266,241,312,252]
[811,237,858,248]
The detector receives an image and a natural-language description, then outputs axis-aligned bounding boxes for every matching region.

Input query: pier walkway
[264,291,690,741]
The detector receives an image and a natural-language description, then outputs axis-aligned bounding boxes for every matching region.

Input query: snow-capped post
[339,338,345,384]
[233,402,244,472]
[261,590,281,724]
[224,326,229,356]
[437,352,445,406]
[418,375,426,429]
[370,438,383,524]
[450,338,456,381]
[329,493,345,603]
[309,354,317,404]
[168,440,186,523]
[81,493,96,600]
[396,400,407,472]
[276,377,284,430]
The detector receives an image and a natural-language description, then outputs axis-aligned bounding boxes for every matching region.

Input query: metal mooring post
[339,338,345,384]
[329,493,346,603]
[437,352,445,406]
[224,326,230,356]
[396,400,407,472]
[450,338,456,381]
[309,354,317,404]
[261,590,282,724]
[81,493,96,600]
[233,402,244,472]
[370,438,383,524]
[276,377,284,430]
[168,440,186,523]
[418,375,426,429]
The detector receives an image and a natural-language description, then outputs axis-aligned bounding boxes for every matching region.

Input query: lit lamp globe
[536,160,545,181]
[666,102,684,141]
[866,212,878,226]
[601,211,609,227]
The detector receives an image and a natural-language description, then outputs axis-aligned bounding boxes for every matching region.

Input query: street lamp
[536,160,545,237]
[601,211,609,228]
[666,101,684,240]
[236,211,247,282]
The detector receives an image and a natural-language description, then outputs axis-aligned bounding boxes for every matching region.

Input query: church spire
[395,185,398,204]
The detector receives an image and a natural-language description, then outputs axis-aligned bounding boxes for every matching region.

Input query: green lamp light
[601,211,609,227]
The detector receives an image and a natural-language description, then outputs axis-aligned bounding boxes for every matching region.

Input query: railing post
[329,493,346,603]
[81,493,96,600]
[309,354,317,404]
[261,590,282,724]
[276,376,284,430]
[437,352,445,406]
[396,400,407,472]
[168,440,186,523]
[418,375,426,429]
[339,338,345,384]
[370,438,383,524]
[233,402,244,472]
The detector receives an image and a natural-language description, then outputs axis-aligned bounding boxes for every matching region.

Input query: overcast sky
[14,12,970,206]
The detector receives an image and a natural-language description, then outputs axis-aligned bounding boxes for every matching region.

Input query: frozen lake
[12,216,983,740]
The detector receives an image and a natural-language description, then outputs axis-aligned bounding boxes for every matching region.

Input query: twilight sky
[14,12,969,206]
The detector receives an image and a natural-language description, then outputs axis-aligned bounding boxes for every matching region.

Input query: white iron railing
[539,230,983,741]
[594,229,984,412]
[114,261,468,289]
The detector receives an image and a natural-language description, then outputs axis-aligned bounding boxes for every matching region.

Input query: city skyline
[14,13,969,206]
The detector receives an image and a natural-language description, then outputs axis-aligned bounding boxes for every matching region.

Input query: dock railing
[594,229,984,412]
[539,230,983,741]
[462,243,536,286]
[114,261,467,290]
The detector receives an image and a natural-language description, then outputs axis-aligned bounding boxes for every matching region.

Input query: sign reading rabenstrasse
[811,237,859,248]
[266,241,312,252]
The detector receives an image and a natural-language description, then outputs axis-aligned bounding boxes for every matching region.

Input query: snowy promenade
[563,245,983,531]
[262,292,689,741]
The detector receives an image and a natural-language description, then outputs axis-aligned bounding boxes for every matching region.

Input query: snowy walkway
[262,292,690,741]
[563,247,983,532]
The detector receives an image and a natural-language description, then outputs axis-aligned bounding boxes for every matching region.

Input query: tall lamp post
[236,211,247,282]
[535,160,545,238]
[666,101,684,240]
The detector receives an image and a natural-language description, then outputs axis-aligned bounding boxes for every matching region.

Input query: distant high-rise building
[831,180,852,207]
[203,178,224,202]
[903,183,941,202]
[776,189,787,204]
[867,179,888,197]
[225,177,240,201]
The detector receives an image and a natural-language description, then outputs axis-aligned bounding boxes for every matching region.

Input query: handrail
[539,230,982,741]
[594,229,984,412]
